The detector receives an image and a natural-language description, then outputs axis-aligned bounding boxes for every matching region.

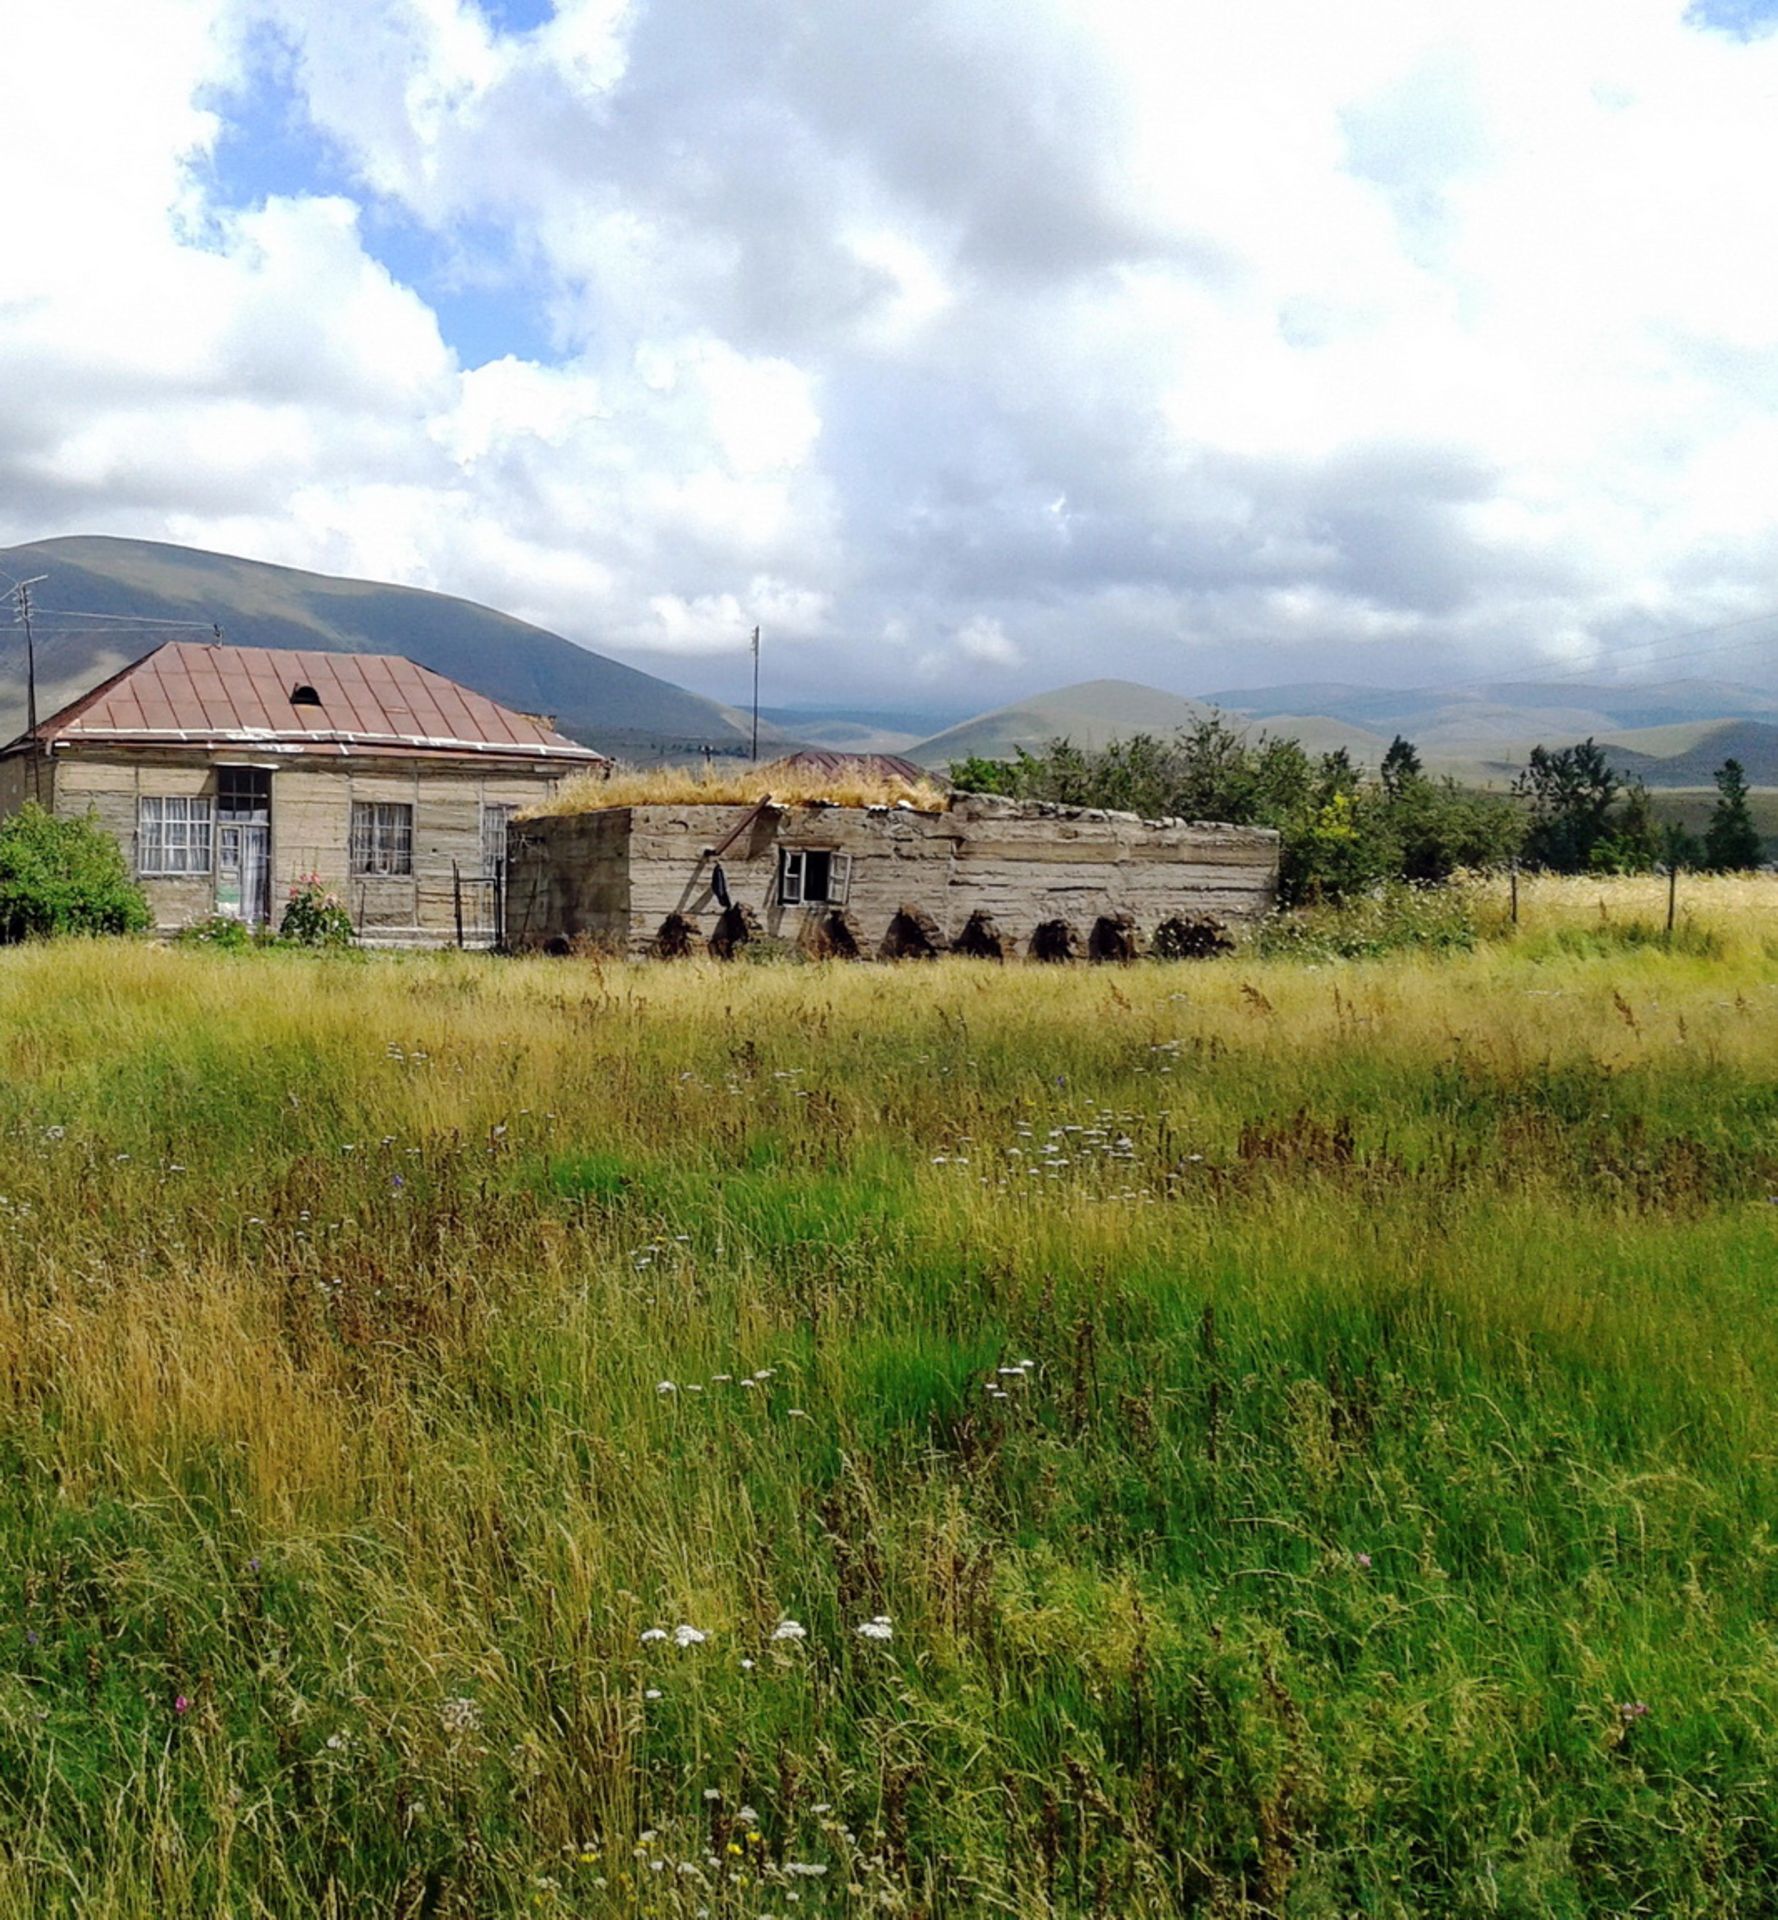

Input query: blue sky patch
[199,27,557,369]
[1689,0,1778,37]
[476,0,557,32]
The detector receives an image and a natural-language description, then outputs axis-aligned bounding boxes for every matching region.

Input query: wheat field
[3,880,1778,1915]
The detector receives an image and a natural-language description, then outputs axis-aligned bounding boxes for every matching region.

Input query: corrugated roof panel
[29,641,606,762]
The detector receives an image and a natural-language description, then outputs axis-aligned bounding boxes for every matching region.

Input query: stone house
[506,792,1280,958]
[0,641,607,943]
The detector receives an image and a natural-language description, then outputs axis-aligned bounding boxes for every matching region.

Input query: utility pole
[750,625,761,763]
[12,575,48,803]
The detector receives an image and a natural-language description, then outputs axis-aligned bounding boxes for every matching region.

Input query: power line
[3,607,221,628]
[1423,608,1778,695]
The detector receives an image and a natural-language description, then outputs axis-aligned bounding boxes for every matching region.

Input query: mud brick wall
[506,794,1280,956]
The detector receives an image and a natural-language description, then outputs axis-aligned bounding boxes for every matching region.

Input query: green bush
[278,874,355,948]
[1253,880,1481,960]
[952,722,1523,906]
[174,913,259,952]
[0,802,150,942]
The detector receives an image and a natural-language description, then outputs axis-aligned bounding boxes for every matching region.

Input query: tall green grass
[2,919,1778,1915]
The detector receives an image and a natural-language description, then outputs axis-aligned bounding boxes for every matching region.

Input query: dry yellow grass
[1469,868,1778,939]
[524,762,951,818]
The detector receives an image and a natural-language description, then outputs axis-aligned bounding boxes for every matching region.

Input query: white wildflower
[439,1696,480,1735]
[673,1624,707,1648]
[656,1380,678,1395]
[640,1628,668,1643]
[855,1617,893,1642]
[771,1619,807,1642]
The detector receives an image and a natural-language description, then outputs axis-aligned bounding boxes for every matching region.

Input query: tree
[0,804,150,942]
[950,722,1520,906]
[1387,772,1525,884]
[1515,740,1621,872]
[1703,758,1764,871]
[1379,735,1423,801]
[1589,778,1663,874]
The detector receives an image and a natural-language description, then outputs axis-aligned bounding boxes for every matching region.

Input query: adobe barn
[505,789,1280,958]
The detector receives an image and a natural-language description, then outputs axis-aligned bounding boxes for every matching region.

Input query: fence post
[1667,861,1677,936]
[452,859,464,949]
[1510,859,1519,928]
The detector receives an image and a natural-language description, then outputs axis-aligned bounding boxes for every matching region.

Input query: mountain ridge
[906,676,1778,786]
[0,535,786,761]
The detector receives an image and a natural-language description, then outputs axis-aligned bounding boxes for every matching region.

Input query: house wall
[24,748,570,943]
[0,747,46,815]
[506,795,1280,955]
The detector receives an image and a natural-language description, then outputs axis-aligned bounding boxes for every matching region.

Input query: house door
[472,803,516,943]
[216,767,273,926]
[217,824,271,925]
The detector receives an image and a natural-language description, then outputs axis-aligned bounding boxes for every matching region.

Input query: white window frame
[779,846,851,907]
[138,796,214,876]
[351,800,414,877]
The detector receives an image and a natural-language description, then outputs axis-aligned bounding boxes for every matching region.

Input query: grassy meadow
[5,878,1778,1915]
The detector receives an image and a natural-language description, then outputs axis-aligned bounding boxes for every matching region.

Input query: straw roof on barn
[523,750,951,818]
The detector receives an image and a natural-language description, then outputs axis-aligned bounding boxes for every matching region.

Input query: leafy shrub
[0,802,150,942]
[1254,881,1481,961]
[952,721,1523,905]
[278,874,355,948]
[175,913,257,951]
[1281,788,1396,904]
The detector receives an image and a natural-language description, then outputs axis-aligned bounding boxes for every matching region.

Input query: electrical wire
[4,608,221,628]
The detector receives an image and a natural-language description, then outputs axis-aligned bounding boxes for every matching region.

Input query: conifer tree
[1703,758,1763,871]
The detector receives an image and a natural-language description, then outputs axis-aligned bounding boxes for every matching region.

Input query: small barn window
[138,796,213,875]
[779,847,851,907]
[290,684,323,707]
[351,800,413,876]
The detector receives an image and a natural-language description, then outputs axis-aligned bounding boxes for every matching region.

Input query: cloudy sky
[5,0,1778,711]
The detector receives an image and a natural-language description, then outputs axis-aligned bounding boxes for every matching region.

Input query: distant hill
[1599,719,1778,787]
[0,536,784,761]
[907,673,1778,788]
[1208,679,1778,751]
[909,679,1220,766]
[911,678,1392,769]
[758,705,959,755]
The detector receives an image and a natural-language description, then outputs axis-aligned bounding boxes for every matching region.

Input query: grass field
[5,882,1778,1916]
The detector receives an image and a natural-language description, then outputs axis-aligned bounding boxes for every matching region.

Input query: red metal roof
[762,750,932,784]
[20,643,608,764]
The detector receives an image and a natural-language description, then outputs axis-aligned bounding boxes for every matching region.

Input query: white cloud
[955,615,1020,668]
[4,0,1778,706]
